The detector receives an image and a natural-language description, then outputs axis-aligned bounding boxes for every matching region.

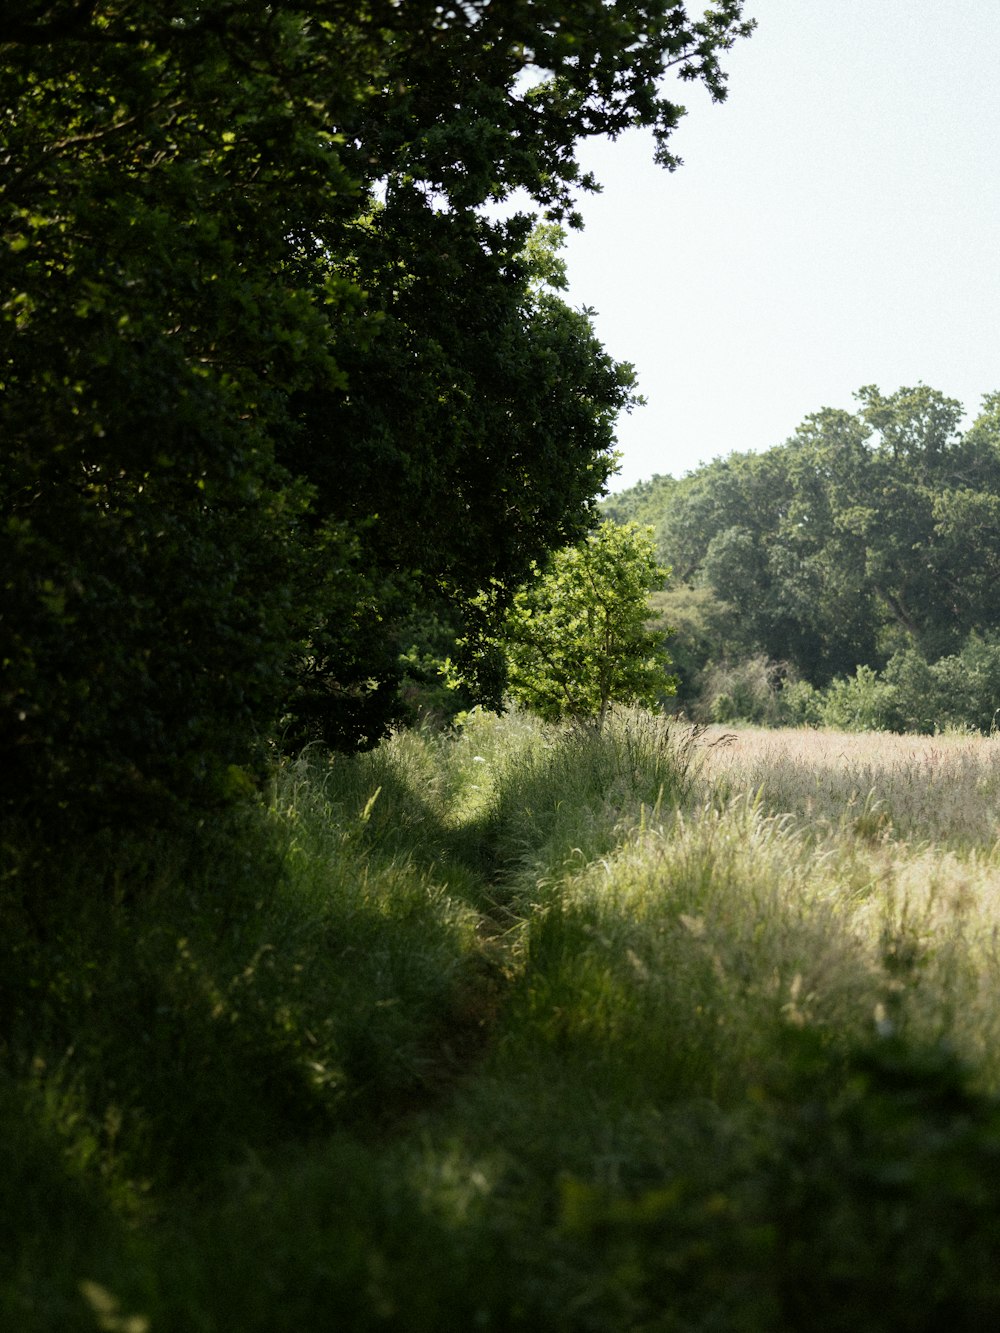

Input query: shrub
[817,664,896,732]
[777,677,825,727]
[697,655,791,726]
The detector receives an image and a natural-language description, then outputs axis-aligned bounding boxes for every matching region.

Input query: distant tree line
[605,384,1000,731]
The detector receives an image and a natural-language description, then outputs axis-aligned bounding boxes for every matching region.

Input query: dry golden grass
[695,725,1000,847]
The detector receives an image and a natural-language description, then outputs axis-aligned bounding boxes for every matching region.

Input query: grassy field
[5,712,1000,1330]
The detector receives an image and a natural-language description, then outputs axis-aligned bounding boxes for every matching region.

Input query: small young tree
[501,521,677,727]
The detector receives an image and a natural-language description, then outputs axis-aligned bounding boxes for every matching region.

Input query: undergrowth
[5,709,1000,1329]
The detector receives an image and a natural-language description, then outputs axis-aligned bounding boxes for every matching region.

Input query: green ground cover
[5,713,1000,1330]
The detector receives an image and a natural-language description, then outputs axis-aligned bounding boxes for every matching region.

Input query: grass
[5,711,1000,1329]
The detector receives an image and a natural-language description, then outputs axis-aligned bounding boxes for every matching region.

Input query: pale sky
[561,1,1000,491]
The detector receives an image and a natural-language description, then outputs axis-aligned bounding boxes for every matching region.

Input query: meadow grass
[5,712,1000,1329]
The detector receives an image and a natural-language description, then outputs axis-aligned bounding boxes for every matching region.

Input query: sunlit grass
[697,724,1000,846]
[6,710,1000,1328]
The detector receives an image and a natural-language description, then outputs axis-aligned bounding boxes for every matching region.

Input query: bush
[777,677,825,727]
[849,634,1000,735]
[697,656,791,726]
[928,633,1000,733]
[695,633,1000,736]
[817,664,896,732]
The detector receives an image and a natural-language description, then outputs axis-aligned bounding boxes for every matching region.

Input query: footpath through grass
[5,711,1000,1330]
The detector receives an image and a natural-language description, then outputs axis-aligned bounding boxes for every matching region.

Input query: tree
[615,383,1000,697]
[1,2,754,829]
[853,384,999,658]
[282,218,642,744]
[500,522,676,727]
[2,3,378,823]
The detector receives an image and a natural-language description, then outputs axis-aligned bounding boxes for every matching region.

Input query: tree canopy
[619,384,1000,695]
[1,2,754,828]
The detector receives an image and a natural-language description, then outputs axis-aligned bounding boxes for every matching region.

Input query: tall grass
[6,710,1000,1328]
[697,724,1000,846]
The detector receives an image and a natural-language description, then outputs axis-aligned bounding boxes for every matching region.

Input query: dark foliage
[1,1,753,831]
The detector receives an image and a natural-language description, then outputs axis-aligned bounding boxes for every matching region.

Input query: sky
[560,1,1000,492]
